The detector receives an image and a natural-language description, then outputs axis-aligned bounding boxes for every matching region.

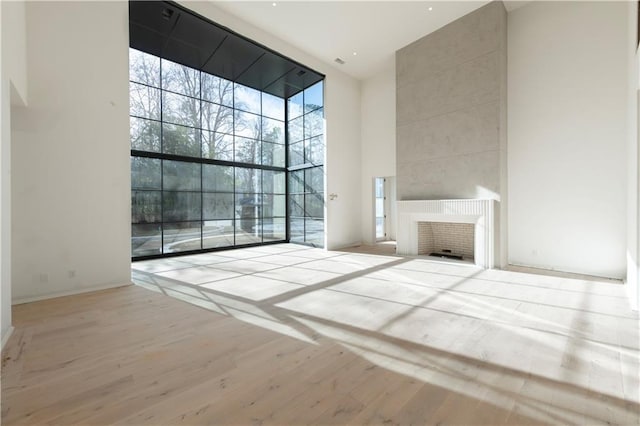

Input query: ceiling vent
[334,57,345,65]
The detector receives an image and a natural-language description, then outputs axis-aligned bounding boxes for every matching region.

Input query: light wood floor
[2,243,639,425]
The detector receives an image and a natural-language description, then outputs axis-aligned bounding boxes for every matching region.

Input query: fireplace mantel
[396,199,498,268]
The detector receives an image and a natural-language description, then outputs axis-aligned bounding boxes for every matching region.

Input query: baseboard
[506,263,623,283]
[328,241,362,251]
[1,326,14,350]
[12,282,132,305]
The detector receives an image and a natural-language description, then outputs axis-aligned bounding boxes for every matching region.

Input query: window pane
[202,74,233,106]
[131,157,161,190]
[163,192,201,222]
[163,91,200,128]
[201,101,233,135]
[305,218,324,246]
[288,115,303,143]
[163,161,200,191]
[235,136,261,165]
[130,82,160,120]
[263,194,286,217]
[290,217,304,242]
[305,136,324,166]
[203,220,234,249]
[162,123,200,157]
[203,193,234,219]
[262,117,284,144]
[304,108,324,139]
[304,81,323,113]
[305,167,324,193]
[163,222,202,253]
[235,110,261,139]
[132,191,161,224]
[235,193,261,219]
[305,193,324,218]
[132,224,161,257]
[234,83,261,114]
[262,92,284,121]
[263,170,285,194]
[288,91,303,120]
[235,168,261,193]
[289,170,304,194]
[263,218,286,241]
[289,141,304,167]
[262,142,285,168]
[236,218,261,245]
[202,131,233,161]
[289,194,304,217]
[236,191,262,244]
[203,164,233,192]
[375,178,384,198]
[130,117,161,152]
[161,59,200,98]
[129,49,160,88]
[375,198,384,216]
[376,218,384,239]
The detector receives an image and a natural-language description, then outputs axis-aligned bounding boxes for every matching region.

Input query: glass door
[375,177,386,241]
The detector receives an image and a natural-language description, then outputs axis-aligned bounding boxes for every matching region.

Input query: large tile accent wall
[395,0,507,265]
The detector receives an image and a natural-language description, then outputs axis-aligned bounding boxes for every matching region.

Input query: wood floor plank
[2,245,639,425]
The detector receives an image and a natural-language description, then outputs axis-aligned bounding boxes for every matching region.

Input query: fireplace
[397,199,498,268]
[418,222,475,262]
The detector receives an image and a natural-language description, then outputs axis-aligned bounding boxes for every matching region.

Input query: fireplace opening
[418,222,474,263]
[429,251,464,261]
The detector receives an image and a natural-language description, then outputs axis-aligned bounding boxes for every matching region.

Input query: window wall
[130,48,288,258]
[288,82,325,247]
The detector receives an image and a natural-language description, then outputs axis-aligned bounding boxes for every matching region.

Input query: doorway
[374,176,395,242]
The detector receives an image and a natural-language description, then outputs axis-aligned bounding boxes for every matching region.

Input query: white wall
[182,1,362,250]
[1,0,28,347]
[508,1,628,279]
[11,1,131,303]
[627,1,640,310]
[324,75,361,249]
[360,65,396,245]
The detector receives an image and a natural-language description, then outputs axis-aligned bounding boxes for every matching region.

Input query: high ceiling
[212,1,524,80]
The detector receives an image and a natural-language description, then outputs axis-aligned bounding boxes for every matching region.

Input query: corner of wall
[1,0,28,343]
[499,0,508,269]
[627,0,640,311]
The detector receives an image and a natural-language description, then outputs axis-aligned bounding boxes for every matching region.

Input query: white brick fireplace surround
[397,200,498,268]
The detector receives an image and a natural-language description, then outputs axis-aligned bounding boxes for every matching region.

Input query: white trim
[1,326,14,350]
[12,282,132,305]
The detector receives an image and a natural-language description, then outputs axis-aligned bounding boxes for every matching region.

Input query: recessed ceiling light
[428,6,433,11]
[272,2,277,6]
[353,52,357,56]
